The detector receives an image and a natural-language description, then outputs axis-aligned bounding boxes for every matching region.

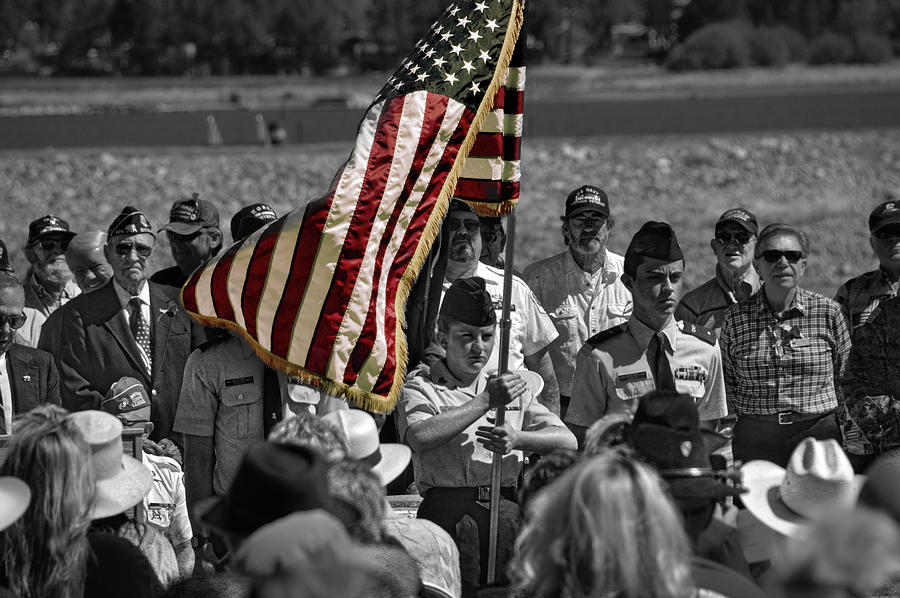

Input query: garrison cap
[624,221,683,276]
[440,277,496,327]
[108,207,153,238]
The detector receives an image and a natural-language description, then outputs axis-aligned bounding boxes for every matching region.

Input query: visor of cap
[160,221,205,235]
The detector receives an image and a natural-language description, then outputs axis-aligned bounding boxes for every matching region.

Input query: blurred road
[2,85,899,150]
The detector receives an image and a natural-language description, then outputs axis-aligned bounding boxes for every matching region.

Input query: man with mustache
[0,271,61,434]
[22,215,80,317]
[565,222,727,447]
[676,208,761,335]
[439,200,560,414]
[523,185,632,417]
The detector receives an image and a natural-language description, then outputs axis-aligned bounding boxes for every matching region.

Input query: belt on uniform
[740,410,833,425]
[425,486,518,504]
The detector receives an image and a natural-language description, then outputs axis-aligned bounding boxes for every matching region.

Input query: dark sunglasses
[166,230,204,243]
[0,313,27,329]
[114,242,153,258]
[37,238,70,252]
[758,250,803,264]
[874,226,900,240]
[715,231,752,246]
[448,219,480,233]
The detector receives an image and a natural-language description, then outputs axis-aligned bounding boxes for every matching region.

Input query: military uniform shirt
[142,452,192,547]
[522,249,631,396]
[565,316,727,429]
[440,262,558,373]
[396,361,564,494]
[676,266,760,335]
[835,268,900,330]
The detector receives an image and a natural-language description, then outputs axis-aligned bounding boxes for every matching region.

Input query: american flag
[181,0,525,412]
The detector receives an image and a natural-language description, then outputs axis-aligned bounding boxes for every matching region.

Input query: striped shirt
[719,288,851,415]
[834,268,900,330]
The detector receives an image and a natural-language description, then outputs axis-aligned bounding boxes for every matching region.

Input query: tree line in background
[1,0,899,76]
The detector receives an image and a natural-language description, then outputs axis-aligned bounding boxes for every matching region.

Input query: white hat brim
[91,455,153,520]
[372,444,412,486]
[519,370,544,400]
[742,460,865,538]
[0,477,30,531]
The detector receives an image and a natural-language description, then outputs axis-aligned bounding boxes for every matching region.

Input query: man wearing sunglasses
[151,194,223,289]
[835,200,900,330]
[54,206,206,445]
[0,271,61,434]
[22,215,80,318]
[676,208,761,335]
[523,185,632,417]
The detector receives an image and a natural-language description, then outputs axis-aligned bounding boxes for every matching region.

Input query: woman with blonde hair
[511,450,695,598]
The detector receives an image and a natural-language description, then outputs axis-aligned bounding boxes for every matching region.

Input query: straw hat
[742,437,865,537]
[69,410,153,519]
[0,477,30,531]
[322,410,411,487]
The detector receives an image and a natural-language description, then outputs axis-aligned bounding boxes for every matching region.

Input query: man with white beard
[23,215,80,318]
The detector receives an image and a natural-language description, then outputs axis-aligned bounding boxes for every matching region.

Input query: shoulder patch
[586,323,628,347]
[680,322,717,345]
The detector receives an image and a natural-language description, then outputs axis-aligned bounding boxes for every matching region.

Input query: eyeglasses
[715,231,753,246]
[166,230,203,243]
[569,215,607,228]
[36,238,70,252]
[758,250,804,264]
[874,226,900,240]
[114,242,153,258]
[447,219,480,233]
[0,313,27,329]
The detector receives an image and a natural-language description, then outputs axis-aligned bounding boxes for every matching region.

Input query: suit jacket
[55,280,205,442]
[5,343,61,415]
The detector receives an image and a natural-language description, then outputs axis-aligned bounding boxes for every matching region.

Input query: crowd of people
[1,186,900,598]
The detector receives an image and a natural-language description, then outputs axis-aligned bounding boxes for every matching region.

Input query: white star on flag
[451,43,464,56]
[444,71,459,84]
[474,1,488,12]
[469,29,482,42]
[486,19,499,31]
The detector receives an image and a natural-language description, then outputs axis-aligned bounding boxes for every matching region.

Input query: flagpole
[487,210,516,584]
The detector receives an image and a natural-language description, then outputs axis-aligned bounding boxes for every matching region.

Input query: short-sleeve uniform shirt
[142,452,192,547]
[565,317,728,429]
[396,361,564,494]
[440,262,558,372]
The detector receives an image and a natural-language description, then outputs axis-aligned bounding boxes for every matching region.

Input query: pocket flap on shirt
[221,386,260,406]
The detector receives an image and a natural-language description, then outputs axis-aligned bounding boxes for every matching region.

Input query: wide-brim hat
[0,477,31,531]
[322,409,411,487]
[742,438,865,538]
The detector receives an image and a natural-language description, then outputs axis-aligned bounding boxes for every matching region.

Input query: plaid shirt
[835,268,900,330]
[720,288,851,415]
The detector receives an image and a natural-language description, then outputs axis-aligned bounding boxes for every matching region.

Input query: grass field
[2,128,899,297]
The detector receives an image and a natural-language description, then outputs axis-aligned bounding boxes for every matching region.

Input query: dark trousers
[733,412,841,468]
[418,487,518,590]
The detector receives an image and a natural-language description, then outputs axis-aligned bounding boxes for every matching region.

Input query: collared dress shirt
[0,354,12,432]
[835,267,900,330]
[113,281,152,373]
[23,272,80,318]
[719,287,851,416]
[565,316,727,430]
[523,249,631,396]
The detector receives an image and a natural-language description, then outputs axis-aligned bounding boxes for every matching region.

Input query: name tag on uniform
[225,376,254,387]
[675,366,708,382]
[790,338,812,349]
[616,371,648,384]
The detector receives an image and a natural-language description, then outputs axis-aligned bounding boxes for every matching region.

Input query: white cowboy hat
[742,437,865,538]
[0,476,30,531]
[69,410,153,520]
[322,409,411,487]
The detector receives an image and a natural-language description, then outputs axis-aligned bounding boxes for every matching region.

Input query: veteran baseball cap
[27,215,77,246]
[624,221,684,276]
[160,194,220,235]
[101,376,153,432]
[869,200,900,232]
[716,207,758,235]
[565,185,610,219]
[0,240,12,273]
[231,203,277,241]
[108,207,153,238]
[440,277,496,327]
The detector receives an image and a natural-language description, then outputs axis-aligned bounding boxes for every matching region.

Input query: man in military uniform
[835,199,900,331]
[676,208,761,334]
[565,222,728,446]
[523,185,632,416]
[396,276,576,591]
[151,194,223,288]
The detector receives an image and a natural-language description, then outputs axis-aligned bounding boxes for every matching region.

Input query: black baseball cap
[27,215,76,246]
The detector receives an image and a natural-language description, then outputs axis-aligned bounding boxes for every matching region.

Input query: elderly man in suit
[55,207,205,444]
[0,271,60,432]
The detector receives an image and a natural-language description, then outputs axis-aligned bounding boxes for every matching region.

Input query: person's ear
[709,238,718,254]
[24,244,37,264]
[208,228,223,250]
[621,272,634,293]
[103,243,113,264]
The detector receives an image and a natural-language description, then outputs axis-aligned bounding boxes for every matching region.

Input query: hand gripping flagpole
[487,210,516,584]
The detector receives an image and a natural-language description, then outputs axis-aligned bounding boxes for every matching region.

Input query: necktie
[262,365,283,438]
[129,297,152,371]
[649,332,676,391]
